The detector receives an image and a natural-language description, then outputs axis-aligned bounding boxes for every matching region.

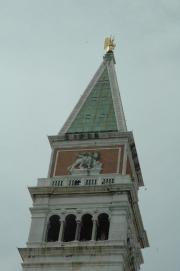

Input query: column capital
[92,214,98,221]
[76,214,82,221]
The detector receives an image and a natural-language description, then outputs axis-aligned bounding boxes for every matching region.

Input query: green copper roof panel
[67,68,118,133]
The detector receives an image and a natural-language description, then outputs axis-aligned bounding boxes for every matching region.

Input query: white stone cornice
[19,241,127,258]
[49,135,128,149]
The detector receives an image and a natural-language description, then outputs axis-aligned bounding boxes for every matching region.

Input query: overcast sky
[0,1,180,270]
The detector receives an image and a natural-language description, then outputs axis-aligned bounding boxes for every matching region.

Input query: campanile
[19,38,149,271]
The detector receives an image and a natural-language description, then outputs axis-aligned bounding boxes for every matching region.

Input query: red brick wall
[126,157,132,178]
[50,146,124,176]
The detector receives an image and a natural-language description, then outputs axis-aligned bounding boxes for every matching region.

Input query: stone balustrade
[37,174,131,188]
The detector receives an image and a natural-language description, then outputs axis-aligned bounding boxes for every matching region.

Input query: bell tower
[19,39,149,271]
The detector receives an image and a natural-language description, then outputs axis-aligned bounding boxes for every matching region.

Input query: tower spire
[59,40,127,134]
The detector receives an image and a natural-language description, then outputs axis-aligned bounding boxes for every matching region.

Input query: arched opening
[80,214,93,241]
[96,213,109,241]
[63,214,77,242]
[46,215,60,242]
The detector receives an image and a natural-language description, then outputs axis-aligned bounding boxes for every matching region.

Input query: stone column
[91,218,97,241]
[58,219,65,242]
[75,219,81,241]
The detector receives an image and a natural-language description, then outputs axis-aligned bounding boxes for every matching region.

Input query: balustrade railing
[37,174,131,188]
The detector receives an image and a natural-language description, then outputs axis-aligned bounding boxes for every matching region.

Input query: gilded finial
[104,37,116,52]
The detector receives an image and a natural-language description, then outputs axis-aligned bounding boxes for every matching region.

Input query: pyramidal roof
[59,51,127,135]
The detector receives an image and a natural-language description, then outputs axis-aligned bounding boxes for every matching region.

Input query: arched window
[96,213,109,241]
[46,215,60,242]
[80,214,93,241]
[63,214,77,242]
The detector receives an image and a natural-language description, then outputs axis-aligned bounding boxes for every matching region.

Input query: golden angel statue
[104,37,116,52]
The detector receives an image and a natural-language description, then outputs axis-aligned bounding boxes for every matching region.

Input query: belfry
[19,38,149,271]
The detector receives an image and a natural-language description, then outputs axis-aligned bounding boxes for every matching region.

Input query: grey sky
[0,0,180,270]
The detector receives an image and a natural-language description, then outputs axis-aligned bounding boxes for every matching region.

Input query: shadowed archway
[80,214,93,241]
[63,214,77,242]
[96,213,109,241]
[46,215,60,242]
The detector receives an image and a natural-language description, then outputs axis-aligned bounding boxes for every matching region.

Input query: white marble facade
[19,172,146,271]
[19,48,148,271]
